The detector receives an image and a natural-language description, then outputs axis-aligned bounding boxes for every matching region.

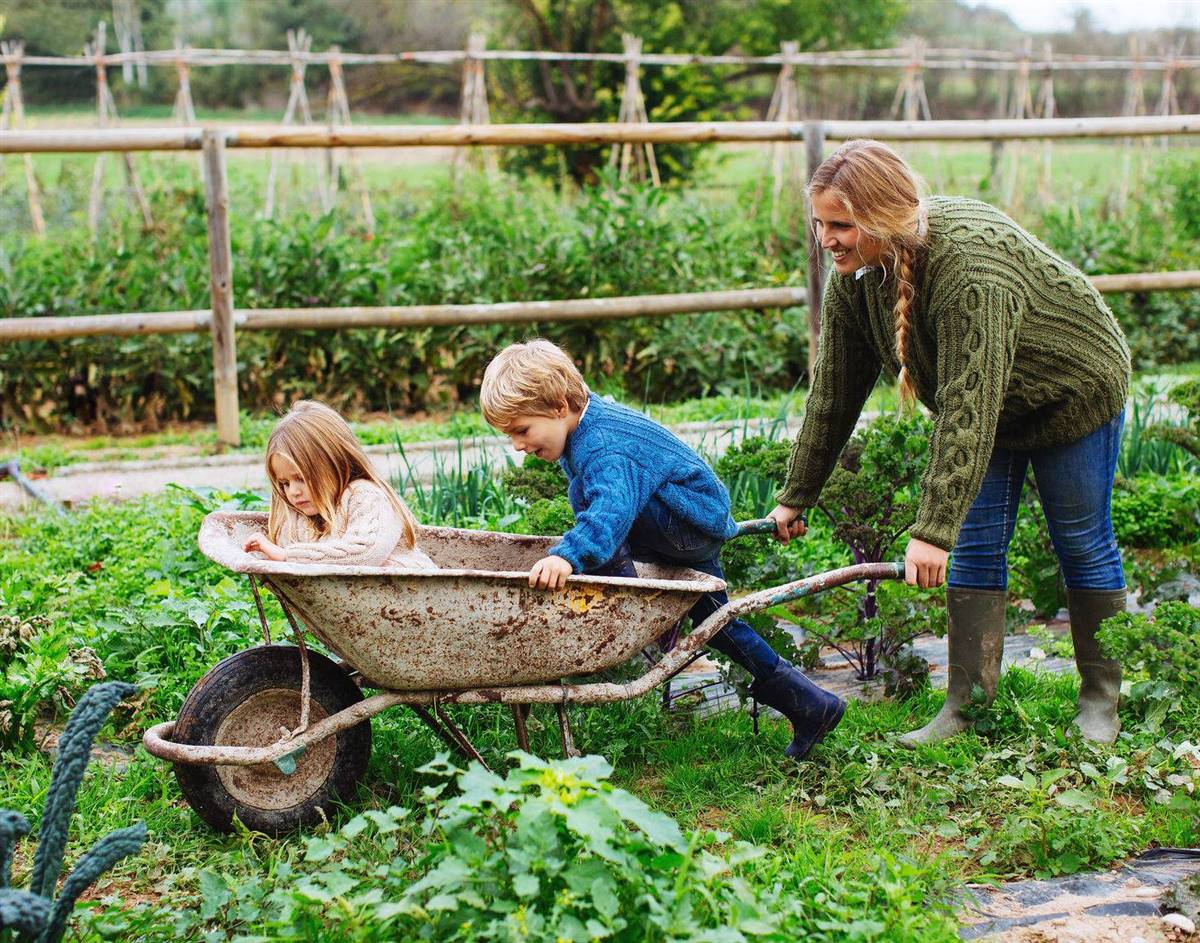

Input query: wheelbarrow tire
[172,644,371,835]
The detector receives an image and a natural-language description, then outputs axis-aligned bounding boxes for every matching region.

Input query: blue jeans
[586,506,781,681]
[948,410,1126,591]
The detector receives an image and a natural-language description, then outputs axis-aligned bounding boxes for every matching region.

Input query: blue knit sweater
[549,394,738,572]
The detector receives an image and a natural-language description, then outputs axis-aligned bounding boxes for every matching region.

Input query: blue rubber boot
[749,661,846,760]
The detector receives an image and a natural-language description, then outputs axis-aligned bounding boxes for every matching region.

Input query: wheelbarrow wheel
[172,644,371,835]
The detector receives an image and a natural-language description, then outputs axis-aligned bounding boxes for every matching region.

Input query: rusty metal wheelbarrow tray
[143,512,903,771]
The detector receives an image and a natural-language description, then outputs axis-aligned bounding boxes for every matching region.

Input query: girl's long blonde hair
[265,400,419,548]
[808,139,928,406]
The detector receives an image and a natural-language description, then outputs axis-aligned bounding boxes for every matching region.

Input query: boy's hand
[529,555,573,590]
[767,504,808,544]
[243,534,287,562]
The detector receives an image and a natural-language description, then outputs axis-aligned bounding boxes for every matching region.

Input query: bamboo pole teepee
[609,34,659,186]
[325,44,374,235]
[455,31,497,177]
[0,40,46,235]
[85,21,153,234]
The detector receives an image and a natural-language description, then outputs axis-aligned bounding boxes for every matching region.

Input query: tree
[491,0,907,184]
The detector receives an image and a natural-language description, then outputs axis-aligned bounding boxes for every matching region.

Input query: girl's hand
[905,538,948,588]
[529,555,573,590]
[767,504,808,544]
[243,534,286,562]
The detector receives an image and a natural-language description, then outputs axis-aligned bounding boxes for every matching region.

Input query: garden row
[2,400,1199,939]
[2,151,1200,434]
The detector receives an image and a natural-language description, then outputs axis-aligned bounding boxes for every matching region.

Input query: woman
[768,139,1131,746]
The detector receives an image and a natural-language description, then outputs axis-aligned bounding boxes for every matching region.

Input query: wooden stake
[1118,36,1148,210]
[0,41,46,235]
[1156,40,1184,148]
[609,35,659,185]
[804,120,827,382]
[85,22,152,234]
[1002,38,1034,210]
[455,32,497,178]
[202,129,239,448]
[325,45,375,235]
[1037,42,1056,199]
[172,40,197,124]
[265,29,329,218]
[760,41,803,225]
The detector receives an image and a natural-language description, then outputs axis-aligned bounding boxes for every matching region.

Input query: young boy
[480,338,845,760]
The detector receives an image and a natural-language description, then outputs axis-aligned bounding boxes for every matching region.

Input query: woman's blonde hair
[808,139,927,407]
[265,400,418,548]
[480,339,590,430]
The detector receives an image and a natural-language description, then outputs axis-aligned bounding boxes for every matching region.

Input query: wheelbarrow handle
[734,516,804,538]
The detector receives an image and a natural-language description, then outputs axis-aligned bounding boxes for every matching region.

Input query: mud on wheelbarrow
[142,512,903,833]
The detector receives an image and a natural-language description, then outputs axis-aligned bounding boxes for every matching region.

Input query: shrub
[1098,601,1200,697]
[1111,475,1200,548]
[800,413,934,681]
[501,455,569,504]
[523,496,577,537]
[258,753,791,941]
[713,434,790,520]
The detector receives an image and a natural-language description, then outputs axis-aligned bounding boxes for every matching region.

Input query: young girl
[768,139,1130,746]
[242,400,436,570]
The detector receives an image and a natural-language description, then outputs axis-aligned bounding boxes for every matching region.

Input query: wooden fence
[2,114,1199,446]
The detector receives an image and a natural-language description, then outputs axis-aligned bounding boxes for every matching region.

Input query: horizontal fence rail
[0,289,807,342]
[7,46,1200,73]
[3,276,1196,344]
[2,115,1200,153]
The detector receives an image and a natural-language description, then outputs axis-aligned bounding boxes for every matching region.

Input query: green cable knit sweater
[777,196,1131,552]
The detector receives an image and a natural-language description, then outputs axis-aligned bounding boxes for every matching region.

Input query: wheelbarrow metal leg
[433,702,490,771]
[510,704,531,753]
[410,704,491,772]
[555,703,580,759]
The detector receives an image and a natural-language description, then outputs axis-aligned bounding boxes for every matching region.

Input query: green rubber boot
[899,587,1007,748]
[1067,587,1126,744]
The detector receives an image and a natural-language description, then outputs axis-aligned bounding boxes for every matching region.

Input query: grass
[6,364,1198,474]
[1,485,1198,939]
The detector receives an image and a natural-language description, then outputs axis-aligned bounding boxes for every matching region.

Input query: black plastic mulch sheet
[958,847,1200,940]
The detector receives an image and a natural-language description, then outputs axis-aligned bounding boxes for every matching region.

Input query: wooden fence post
[202,129,239,448]
[803,120,826,382]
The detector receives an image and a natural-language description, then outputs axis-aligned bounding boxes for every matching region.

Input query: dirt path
[0,416,801,512]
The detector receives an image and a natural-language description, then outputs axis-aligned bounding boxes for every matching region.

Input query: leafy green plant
[1119,382,1197,478]
[1148,379,1200,463]
[0,681,146,943]
[1098,601,1200,699]
[713,434,790,520]
[1111,475,1200,548]
[987,766,1141,878]
[522,496,577,537]
[247,752,789,941]
[788,414,934,681]
[500,455,568,505]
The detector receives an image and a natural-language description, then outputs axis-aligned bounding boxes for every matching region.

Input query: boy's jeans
[586,504,781,681]
[948,410,1126,591]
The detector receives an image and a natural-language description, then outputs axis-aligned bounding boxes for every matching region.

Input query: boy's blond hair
[480,339,590,430]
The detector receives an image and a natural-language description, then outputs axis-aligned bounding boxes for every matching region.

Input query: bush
[524,496,577,537]
[1111,475,1200,548]
[1098,601,1200,697]
[501,455,569,504]
[713,434,790,520]
[0,177,808,433]
[258,753,791,941]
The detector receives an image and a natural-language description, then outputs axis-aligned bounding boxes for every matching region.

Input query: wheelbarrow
[143,511,904,833]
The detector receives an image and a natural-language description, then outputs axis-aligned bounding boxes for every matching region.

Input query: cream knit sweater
[279,479,437,569]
